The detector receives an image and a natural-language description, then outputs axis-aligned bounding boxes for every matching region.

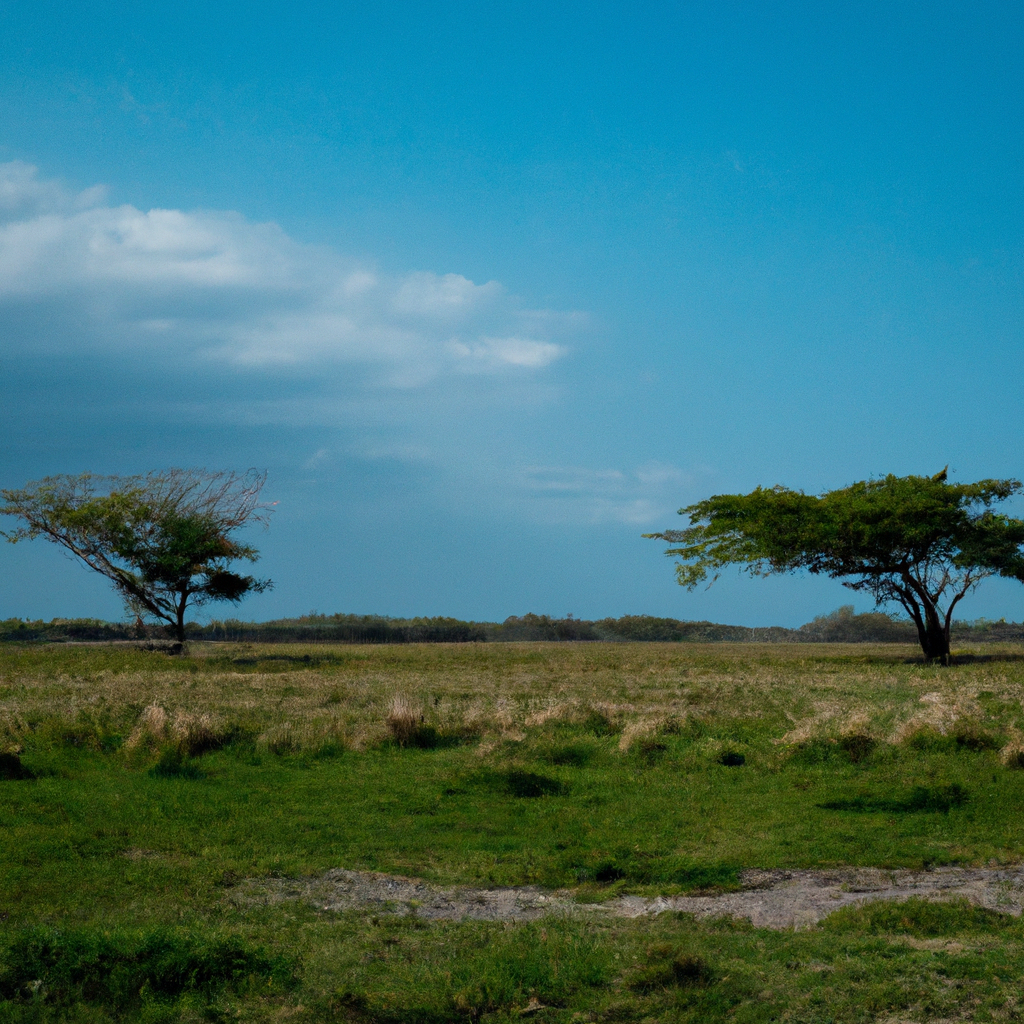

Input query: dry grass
[384,694,422,746]
[1,641,1023,754]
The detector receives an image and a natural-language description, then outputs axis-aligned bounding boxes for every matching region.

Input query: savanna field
[4,640,1024,1022]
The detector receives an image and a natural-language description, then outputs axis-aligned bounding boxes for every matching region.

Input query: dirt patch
[233,865,1024,930]
[233,869,569,922]
[611,866,1024,929]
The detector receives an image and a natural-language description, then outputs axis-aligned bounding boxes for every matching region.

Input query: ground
[2,640,1024,1021]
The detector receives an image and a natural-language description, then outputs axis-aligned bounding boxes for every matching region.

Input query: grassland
[2,640,1024,1021]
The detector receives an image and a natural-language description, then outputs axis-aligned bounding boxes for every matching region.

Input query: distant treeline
[2,606,1023,645]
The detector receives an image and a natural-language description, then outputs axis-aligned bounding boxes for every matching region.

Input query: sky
[0,1,1022,627]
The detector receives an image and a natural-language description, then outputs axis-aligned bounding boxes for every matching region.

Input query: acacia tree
[645,471,1024,664]
[1,469,273,642]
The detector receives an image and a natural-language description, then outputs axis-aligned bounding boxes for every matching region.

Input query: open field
[3,641,1024,1021]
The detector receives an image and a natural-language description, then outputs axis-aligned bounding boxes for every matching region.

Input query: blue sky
[1,1,1022,626]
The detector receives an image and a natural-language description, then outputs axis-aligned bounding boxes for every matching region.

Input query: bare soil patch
[235,864,1024,930]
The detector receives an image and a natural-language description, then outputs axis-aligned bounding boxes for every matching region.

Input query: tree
[1,469,273,642]
[645,471,1024,664]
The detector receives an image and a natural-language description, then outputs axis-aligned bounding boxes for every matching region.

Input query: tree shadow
[819,784,968,815]
[946,652,1024,665]
[890,651,1024,666]
[213,653,346,668]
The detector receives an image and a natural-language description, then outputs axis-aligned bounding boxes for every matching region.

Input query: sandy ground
[234,865,1024,930]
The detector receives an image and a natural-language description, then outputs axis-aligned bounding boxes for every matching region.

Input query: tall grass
[3,641,1023,757]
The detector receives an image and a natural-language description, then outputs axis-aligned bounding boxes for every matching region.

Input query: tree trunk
[903,585,952,665]
[920,623,951,665]
[173,593,187,643]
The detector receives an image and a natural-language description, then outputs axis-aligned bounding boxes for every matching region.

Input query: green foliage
[5,607,1023,646]
[797,605,915,643]
[0,470,272,641]
[647,472,1024,662]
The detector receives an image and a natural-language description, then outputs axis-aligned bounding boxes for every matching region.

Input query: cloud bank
[0,162,573,382]
[0,162,695,533]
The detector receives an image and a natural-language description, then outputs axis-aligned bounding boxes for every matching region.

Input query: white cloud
[518,462,696,525]
[392,271,502,319]
[449,336,564,369]
[0,162,573,382]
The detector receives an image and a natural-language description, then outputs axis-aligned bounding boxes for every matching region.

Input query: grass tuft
[385,695,422,747]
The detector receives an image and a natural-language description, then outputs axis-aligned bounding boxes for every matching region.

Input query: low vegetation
[2,640,1024,1020]
[4,605,1024,644]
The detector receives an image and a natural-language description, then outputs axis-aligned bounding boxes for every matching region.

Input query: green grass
[2,640,1024,1020]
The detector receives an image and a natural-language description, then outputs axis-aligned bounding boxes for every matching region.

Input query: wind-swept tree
[645,471,1024,663]
[1,469,273,642]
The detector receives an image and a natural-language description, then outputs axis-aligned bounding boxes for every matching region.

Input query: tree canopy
[1,469,273,642]
[645,471,1024,662]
